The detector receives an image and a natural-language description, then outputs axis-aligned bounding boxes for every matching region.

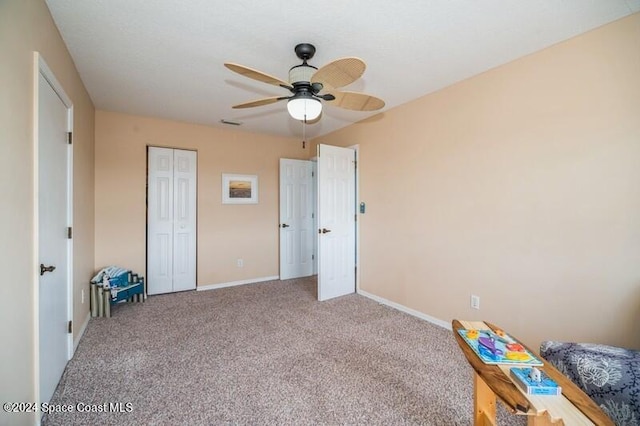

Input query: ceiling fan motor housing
[289,64,317,85]
[290,43,319,85]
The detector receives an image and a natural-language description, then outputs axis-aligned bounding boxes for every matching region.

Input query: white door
[38,71,71,403]
[147,147,174,294]
[279,159,314,280]
[147,147,197,295]
[317,144,356,301]
[172,150,197,291]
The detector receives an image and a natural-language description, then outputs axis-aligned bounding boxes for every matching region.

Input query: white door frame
[348,144,360,292]
[32,52,74,408]
[312,161,318,276]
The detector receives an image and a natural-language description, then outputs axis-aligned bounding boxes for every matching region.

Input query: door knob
[40,264,56,276]
[281,223,290,228]
[320,228,331,234]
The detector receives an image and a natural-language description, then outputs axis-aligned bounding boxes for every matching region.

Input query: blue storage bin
[107,272,129,287]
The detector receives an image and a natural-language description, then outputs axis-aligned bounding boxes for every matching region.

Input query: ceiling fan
[224,43,385,122]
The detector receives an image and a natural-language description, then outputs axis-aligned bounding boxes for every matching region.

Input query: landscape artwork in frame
[222,174,258,204]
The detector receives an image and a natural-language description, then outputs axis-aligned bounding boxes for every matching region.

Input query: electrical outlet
[471,295,480,310]
[237,259,244,268]
[81,289,85,304]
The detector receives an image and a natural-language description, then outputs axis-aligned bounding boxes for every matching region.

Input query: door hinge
[312,213,315,219]
[312,171,314,177]
[354,160,357,170]
[312,254,315,260]
[67,227,72,239]
[355,214,357,222]
[68,320,73,334]
[67,132,73,145]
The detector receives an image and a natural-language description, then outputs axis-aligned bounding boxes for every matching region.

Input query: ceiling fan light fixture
[287,96,322,121]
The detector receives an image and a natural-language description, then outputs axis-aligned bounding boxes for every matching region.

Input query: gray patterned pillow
[540,341,640,426]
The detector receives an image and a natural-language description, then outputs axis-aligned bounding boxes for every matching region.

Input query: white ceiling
[45,1,639,140]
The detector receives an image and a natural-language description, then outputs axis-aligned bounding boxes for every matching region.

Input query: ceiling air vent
[220,119,242,126]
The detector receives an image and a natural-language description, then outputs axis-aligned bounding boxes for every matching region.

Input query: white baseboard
[357,289,452,331]
[197,275,280,292]
[73,312,91,354]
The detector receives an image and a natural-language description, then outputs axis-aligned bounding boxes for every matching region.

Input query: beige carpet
[43,277,524,425]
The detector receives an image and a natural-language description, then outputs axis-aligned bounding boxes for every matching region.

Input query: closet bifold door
[147,147,197,295]
[171,149,197,292]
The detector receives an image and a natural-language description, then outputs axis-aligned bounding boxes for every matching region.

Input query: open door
[37,55,73,405]
[317,144,356,301]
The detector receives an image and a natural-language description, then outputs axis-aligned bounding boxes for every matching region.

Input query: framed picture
[222,174,258,204]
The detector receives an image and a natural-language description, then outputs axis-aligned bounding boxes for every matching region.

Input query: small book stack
[510,367,562,396]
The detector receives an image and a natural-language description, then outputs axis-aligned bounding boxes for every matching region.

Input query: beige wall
[315,14,640,350]
[0,1,95,425]
[95,111,308,286]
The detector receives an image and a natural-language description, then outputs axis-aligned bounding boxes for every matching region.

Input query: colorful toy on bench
[458,328,543,366]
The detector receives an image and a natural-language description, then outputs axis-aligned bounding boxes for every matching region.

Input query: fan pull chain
[302,115,307,149]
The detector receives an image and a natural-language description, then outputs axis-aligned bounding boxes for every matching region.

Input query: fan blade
[312,57,366,89]
[328,91,385,111]
[224,63,291,89]
[232,96,288,109]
